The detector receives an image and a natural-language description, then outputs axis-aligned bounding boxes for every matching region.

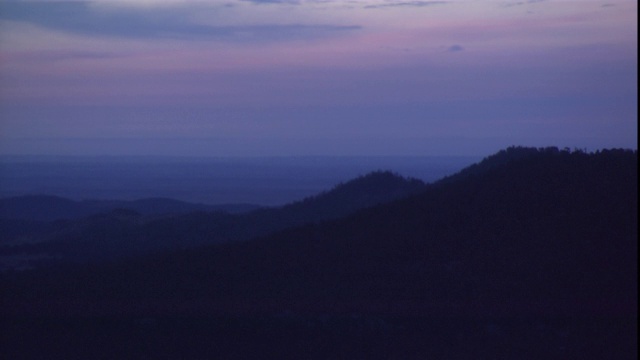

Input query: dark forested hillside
[1,147,637,359]
[0,171,425,266]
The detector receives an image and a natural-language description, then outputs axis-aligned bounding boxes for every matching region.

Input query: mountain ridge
[1,147,636,359]
[3,147,636,314]
[0,194,261,222]
[0,170,426,265]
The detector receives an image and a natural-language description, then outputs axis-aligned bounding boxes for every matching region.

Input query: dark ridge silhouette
[0,218,51,242]
[0,194,260,222]
[238,170,426,239]
[0,171,426,264]
[0,195,82,222]
[1,147,636,359]
[128,198,260,215]
[436,145,575,184]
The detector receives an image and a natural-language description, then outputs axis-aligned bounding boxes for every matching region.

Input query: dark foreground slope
[1,148,637,359]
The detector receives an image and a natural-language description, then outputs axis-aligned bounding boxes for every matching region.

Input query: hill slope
[1,147,636,359]
[4,148,636,311]
[0,171,426,265]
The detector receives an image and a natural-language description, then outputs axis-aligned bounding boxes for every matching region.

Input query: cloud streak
[242,0,303,4]
[5,50,124,64]
[0,2,360,42]
[364,1,448,9]
[447,44,464,52]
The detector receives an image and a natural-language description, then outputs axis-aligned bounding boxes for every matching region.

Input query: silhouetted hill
[128,198,260,215]
[0,195,83,222]
[26,146,632,313]
[238,171,425,239]
[1,148,636,359]
[0,171,426,264]
[0,195,260,222]
[436,146,574,184]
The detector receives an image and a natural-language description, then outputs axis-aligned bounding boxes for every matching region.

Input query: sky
[0,0,637,157]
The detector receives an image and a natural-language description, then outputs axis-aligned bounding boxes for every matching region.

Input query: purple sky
[0,0,637,156]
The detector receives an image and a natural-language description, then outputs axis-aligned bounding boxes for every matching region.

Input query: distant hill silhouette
[1,147,636,359]
[0,194,260,222]
[0,171,426,264]
[3,147,636,310]
[238,171,426,239]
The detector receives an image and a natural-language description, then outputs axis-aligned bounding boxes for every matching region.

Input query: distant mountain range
[0,195,261,222]
[1,147,636,359]
[0,171,426,265]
